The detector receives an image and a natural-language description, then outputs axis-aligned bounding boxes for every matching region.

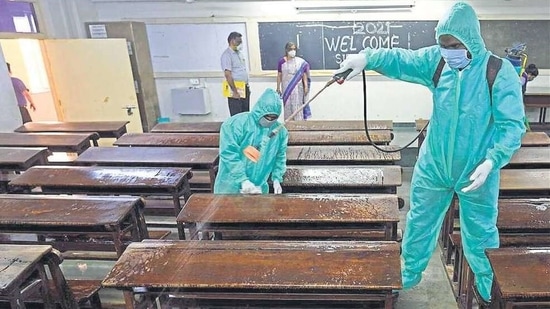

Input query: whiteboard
[146,23,248,72]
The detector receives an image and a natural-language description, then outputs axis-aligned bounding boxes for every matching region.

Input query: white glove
[240,180,262,194]
[461,160,494,193]
[333,53,368,81]
[273,180,282,194]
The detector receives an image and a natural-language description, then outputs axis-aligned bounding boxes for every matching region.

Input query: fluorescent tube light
[293,0,415,12]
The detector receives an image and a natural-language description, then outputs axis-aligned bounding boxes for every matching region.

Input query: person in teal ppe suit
[214,88,288,195]
[335,2,525,304]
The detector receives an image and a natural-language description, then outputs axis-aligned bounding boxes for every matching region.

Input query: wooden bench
[101,240,402,309]
[151,121,222,133]
[446,198,550,308]
[74,146,219,191]
[523,92,550,130]
[282,165,402,195]
[288,130,393,146]
[415,119,550,148]
[0,132,98,154]
[114,132,219,148]
[0,147,50,172]
[487,248,550,308]
[507,147,550,168]
[286,145,401,165]
[7,166,192,238]
[0,245,78,309]
[14,121,129,139]
[439,169,550,264]
[177,193,400,241]
[0,195,149,258]
[285,120,394,131]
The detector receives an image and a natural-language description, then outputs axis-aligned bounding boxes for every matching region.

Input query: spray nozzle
[333,68,354,84]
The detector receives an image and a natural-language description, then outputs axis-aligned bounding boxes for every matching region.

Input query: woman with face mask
[276,42,311,121]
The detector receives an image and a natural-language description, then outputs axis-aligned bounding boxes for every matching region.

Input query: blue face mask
[440,48,471,69]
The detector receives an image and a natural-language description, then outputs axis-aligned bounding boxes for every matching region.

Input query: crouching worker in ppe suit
[334,2,525,304]
[214,88,288,195]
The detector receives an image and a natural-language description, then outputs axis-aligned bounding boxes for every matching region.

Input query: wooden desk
[487,248,550,308]
[101,240,402,309]
[151,122,222,133]
[75,146,219,186]
[0,133,97,154]
[0,147,49,172]
[521,131,550,147]
[507,147,550,168]
[0,244,77,309]
[285,120,393,131]
[282,165,402,194]
[524,92,550,125]
[0,195,149,257]
[115,132,219,148]
[415,120,549,148]
[14,121,129,139]
[177,193,400,241]
[286,145,400,165]
[8,166,192,238]
[499,168,550,197]
[288,130,393,146]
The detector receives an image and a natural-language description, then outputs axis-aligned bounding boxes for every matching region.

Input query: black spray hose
[360,70,428,153]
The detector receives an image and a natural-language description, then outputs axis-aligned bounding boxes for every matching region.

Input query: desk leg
[112,229,124,257]
[36,263,55,309]
[172,193,186,239]
[133,202,149,239]
[384,291,393,309]
[543,107,547,123]
[43,251,79,309]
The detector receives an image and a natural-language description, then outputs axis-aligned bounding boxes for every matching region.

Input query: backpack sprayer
[243,68,427,163]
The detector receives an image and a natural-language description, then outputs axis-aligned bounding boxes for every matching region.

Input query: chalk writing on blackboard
[259,21,437,70]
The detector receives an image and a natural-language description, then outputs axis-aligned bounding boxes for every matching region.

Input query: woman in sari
[276,42,311,120]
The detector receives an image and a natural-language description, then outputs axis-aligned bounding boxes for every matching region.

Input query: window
[0,0,40,33]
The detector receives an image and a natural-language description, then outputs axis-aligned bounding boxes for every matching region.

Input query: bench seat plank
[286,145,400,165]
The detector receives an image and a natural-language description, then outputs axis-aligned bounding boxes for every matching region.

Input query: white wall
[0,45,24,131]
[35,0,550,122]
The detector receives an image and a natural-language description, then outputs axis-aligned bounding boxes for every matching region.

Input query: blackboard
[146,23,248,72]
[480,20,550,70]
[259,20,550,70]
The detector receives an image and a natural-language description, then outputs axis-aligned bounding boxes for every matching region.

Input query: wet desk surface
[507,147,550,168]
[286,145,400,165]
[0,195,148,256]
[496,198,550,232]
[288,130,393,146]
[102,240,401,308]
[499,169,550,193]
[282,165,402,194]
[151,122,222,133]
[14,121,129,138]
[0,147,50,171]
[486,248,550,302]
[177,193,400,241]
[75,146,219,169]
[0,133,97,154]
[114,133,220,148]
[284,120,393,131]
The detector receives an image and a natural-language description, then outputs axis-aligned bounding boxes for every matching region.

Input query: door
[41,39,143,133]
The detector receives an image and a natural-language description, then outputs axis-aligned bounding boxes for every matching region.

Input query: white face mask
[259,117,276,128]
[287,50,296,58]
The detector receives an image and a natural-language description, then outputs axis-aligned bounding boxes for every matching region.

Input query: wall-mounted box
[171,88,211,115]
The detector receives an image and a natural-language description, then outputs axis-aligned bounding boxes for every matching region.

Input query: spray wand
[243,69,353,162]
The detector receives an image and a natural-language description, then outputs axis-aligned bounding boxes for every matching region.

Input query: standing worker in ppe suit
[214,88,288,195]
[335,2,525,304]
